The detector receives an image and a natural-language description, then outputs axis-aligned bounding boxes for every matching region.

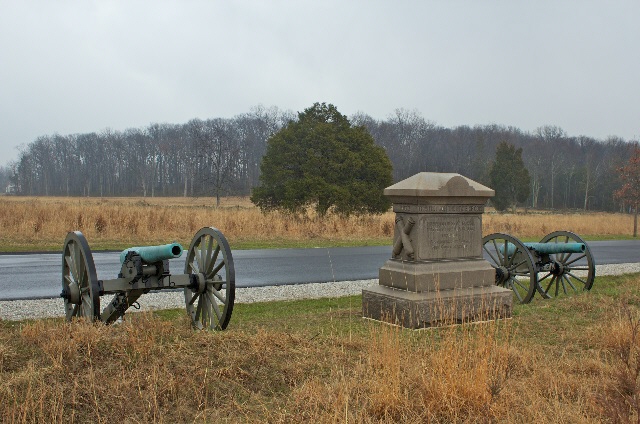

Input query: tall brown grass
[2,271,640,422]
[2,288,636,422]
[483,211,634,239]
[598,298,640,422]
[0,196,635,250]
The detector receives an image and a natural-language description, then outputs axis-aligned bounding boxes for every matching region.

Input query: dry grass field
[2,273,640,422]
[0,196,635,251]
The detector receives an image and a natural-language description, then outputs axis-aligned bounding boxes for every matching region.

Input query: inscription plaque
[419,215,481,259]
[394,204,485,214]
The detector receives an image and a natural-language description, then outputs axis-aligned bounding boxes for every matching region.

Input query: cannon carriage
[61,227,235,330]
[482,231,595,304]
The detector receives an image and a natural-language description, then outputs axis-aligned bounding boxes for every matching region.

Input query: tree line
[353,110,636,211]
[7,106,293,205]
[6,105,638,211]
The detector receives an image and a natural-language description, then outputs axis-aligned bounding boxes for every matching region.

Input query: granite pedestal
[362,173,512,328]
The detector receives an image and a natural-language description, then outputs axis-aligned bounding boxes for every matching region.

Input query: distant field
[0,196,635,251]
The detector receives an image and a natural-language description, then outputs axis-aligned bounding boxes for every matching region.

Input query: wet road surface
[0,240,638,300]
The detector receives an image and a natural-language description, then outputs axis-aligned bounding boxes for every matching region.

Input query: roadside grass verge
[2,273,640,422]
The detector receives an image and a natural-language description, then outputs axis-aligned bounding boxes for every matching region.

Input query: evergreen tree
[251,103,392,216]
[489,142,530,212]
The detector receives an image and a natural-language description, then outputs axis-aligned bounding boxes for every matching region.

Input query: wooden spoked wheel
[537,231,595,298]
[483,233,538,304]
[61,231,100,321]
[184,227,235,330]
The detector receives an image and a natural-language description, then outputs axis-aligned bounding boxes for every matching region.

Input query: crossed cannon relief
[392,215,415,260]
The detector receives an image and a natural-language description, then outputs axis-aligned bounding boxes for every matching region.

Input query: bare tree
[188,118,241,206]
[535,126,567,209]
[615,146,640,236]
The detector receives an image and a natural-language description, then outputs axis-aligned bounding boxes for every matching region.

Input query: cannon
[61,227,235,330]
[482,231,595,304]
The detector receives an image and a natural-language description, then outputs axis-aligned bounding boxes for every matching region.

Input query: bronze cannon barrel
[500,242,585,256]
[523,242,585,255]
[119,242,184,264]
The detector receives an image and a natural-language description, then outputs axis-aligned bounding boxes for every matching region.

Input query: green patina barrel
[119,243,184,264]
[523,242,585,255]
[500,242,585,256]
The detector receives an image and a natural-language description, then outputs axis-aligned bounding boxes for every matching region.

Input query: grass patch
[2,273,640,422]
[0,238,392,253]
[229,237,391,250]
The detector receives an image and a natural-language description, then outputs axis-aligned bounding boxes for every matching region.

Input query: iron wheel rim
[184,227,235,330]
[62,231,100,321]
[483,232,538,304]
[537,230,595,298]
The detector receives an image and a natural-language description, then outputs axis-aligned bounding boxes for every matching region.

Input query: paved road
[0,240,638,300]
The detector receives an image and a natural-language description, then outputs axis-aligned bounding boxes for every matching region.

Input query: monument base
[362,285,512,329]
[379,258,496,292]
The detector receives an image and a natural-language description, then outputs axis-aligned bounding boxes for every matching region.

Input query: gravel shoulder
[2,262,639,322]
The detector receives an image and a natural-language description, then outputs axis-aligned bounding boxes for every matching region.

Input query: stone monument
[362,172,512,328]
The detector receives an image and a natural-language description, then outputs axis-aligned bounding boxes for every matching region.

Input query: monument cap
[384,172,494,201]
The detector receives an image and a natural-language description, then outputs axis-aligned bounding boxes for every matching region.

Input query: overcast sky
[1,1,639,166]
